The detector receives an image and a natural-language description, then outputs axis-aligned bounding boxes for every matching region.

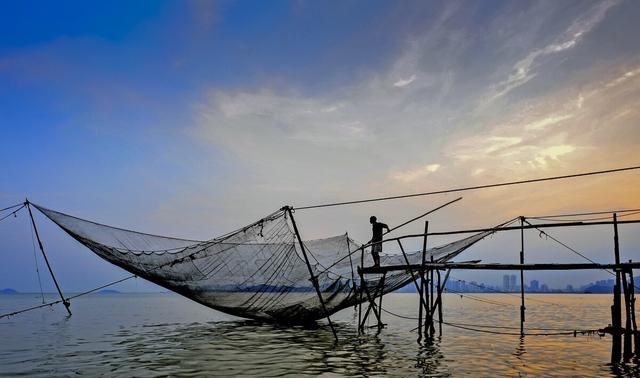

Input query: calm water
[1,293,638,377]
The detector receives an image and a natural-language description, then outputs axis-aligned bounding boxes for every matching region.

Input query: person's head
[369,216,377,224]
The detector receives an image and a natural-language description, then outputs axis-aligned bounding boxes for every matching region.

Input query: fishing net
[34,204,497,323]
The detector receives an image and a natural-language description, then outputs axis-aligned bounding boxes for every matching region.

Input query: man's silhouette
[369,216,389,268]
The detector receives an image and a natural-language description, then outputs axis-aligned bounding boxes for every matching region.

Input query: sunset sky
[1,0,639,293]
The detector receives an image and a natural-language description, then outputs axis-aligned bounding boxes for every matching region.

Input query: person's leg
[372,245,381,267]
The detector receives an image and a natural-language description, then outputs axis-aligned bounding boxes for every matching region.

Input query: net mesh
[34,204,496,323]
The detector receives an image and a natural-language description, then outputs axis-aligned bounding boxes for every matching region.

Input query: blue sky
[1,0,640,293]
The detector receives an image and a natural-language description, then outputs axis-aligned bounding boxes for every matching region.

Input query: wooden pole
[358,244,364,334]
[357,267,383,329]
[419,221,429,341]
[397,240,429,310]
[437,269,443,336]
[346,233,356,292]
[628,261,639,359]
[433,269,451,317]
[430,255,435,336]
[421,221,431,338]
[611,213,622,364]
[520,216,526,337]
[26,202,71,316]
[622,269,633,362]
[377,273,386,331]
[284,206,338,341]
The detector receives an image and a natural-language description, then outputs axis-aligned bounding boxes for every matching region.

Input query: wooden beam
[361,262,640,274]
[374,219,640,244]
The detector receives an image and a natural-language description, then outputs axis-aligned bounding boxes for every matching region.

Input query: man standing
[369,216,389,268]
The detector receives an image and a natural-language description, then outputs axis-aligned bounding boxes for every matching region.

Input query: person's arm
[382,223,389,231]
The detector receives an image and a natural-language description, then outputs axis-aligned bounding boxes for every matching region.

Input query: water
[1,293,638,377]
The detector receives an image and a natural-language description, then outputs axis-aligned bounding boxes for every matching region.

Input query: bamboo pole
[284,207,337,341]
[361,262,640,274]
[357,267,383,329]
[628,262,639,359]
[377,273,386,331]
[611,213,622,364]
[622,269,633,362]
[429,253,435,336]
[419,221,429,342]
[520,216,526,337]
[397,240,429,310]
[437,269,442,336]
[358,243,364,334]
[26,201,71,316]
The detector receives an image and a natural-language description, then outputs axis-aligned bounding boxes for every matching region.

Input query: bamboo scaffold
[355,213,640,364]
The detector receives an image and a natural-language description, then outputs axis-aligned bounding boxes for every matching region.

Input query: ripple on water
[0,293,637,377]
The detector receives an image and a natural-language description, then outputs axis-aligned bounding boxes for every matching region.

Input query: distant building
[530,279,539,292]
[503,275,510,292]
[541,284,549,293]
[565,284,574,292]
[510,274,517,292]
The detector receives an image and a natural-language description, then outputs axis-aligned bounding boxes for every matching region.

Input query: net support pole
[358,246,364,334]
[429,253,435,336]
[628,261,639,359]
[436,269,442,336]
[611,213,622,364]
[376,273,386,332]
[622,266,633,362]
[418,221,428,342]
[520,216,526,337]
[432,268,451,337]
[284,206,338,341]
[25,201,72,316]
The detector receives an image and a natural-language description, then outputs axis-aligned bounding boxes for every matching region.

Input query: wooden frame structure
[356,215,640,363]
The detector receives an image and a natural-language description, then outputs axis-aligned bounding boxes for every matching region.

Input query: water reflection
[2,293,637,377]
[105,321,390,377]
[85,320,457,377]
[513,336,526,358]
[416,338,449,377]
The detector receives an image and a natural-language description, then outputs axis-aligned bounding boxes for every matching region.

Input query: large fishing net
[34,204,497,323]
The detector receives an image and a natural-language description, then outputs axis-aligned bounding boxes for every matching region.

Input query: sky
[1,0,639,294]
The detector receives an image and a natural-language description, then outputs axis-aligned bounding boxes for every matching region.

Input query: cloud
[393,74,417,88]
[188,1,640,242]
[523,114,573,131]
[484,0,620,104]
[390,164,440,183]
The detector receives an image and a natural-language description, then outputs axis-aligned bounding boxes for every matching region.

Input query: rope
[382,308,602,336]
[442,321,603,337]
[445,288,513,307]
[528,210,640,223]
[524,218,640,292]
[29,214,45,304]
[527,208,640,220]
[0,203,24,213]
[0,275,136,320]
[441,320,594,332]
[381,307,419,320]
[294,165,640,210]
[0,204,25,222]
[448,276,558,305]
